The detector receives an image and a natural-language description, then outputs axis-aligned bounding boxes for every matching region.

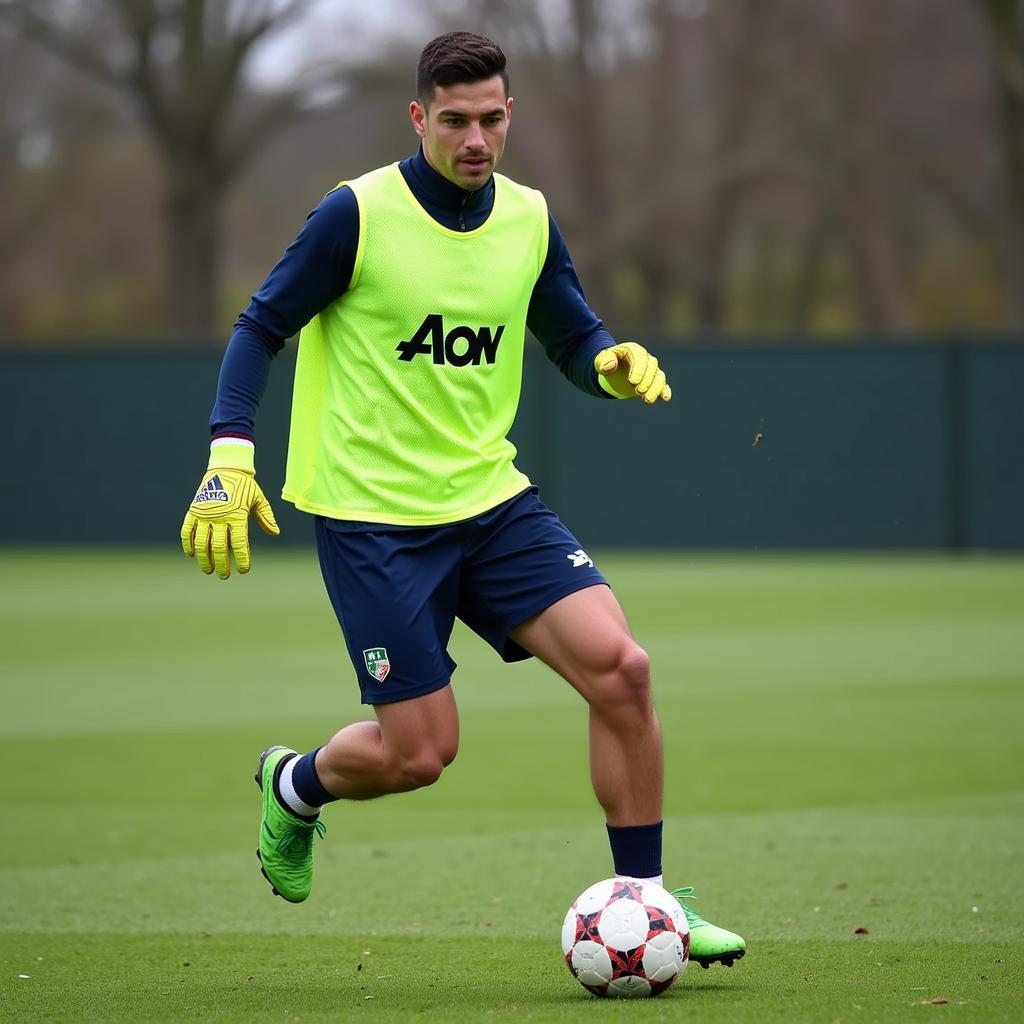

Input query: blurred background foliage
[1,0,1022,343]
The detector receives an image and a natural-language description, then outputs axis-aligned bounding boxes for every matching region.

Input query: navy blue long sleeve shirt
[211,147,615,440]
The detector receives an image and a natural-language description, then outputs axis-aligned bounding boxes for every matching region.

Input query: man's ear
[410,100,427,139]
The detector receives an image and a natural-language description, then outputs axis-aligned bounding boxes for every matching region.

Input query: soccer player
[181,31,745,969]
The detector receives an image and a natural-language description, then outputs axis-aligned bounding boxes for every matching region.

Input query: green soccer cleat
[671,887,746,968]
[254,745,326,903]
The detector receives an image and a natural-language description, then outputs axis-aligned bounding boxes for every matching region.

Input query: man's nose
[465,121,485,149]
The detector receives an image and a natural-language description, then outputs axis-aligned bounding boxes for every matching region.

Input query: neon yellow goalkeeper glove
[594,342,672,404]
[180,441,280,580]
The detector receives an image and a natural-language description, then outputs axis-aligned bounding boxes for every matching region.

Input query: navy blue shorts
[314,487,607,704]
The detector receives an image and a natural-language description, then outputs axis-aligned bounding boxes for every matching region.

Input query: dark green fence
[2,342,1021,548]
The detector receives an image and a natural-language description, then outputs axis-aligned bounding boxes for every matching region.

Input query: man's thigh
[314,516,461,705]
[457,488,608,662]
[509,584,636,695]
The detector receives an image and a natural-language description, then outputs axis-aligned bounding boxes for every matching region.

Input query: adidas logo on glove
[194,475,230,504]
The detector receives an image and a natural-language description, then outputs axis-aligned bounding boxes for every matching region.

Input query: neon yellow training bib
[282,163,549,525]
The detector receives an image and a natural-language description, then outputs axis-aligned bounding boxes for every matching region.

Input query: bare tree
[977,0,1024,327]
[0,30,54,329]
[0,24,113,334]
[0,0,342,334]
[680,0,780,332]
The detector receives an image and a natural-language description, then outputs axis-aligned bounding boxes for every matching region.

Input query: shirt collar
[405,144,494,216]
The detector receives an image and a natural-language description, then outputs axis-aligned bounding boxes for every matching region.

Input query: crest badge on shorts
[363,647,390,682]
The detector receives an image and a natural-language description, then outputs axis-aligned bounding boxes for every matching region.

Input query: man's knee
[588,641,653,714]
[377,686,459,793]
[619,643,651,688]
[393,739,457,791]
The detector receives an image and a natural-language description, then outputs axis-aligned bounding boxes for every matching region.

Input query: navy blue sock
[606,821,663,878]
[291,748,337,808]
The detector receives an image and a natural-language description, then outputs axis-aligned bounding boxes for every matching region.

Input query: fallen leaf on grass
[854,927,869,935]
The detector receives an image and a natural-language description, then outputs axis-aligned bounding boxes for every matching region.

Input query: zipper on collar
[458,192,468,231]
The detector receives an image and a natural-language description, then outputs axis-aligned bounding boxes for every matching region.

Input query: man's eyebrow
[436,106,506,118]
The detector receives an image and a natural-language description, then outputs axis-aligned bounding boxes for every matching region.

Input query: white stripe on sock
[278,756,321,818]
[617,873,664,889]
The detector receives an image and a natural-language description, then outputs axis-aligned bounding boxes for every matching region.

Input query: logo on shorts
[567,549,594,569]
[363,647,390,682]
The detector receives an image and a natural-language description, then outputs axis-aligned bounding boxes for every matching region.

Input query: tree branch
[977,0,1024,102]
[193,0,316,141]
[218,86,302,182]
[110,0,177,145]
[0,1,121,88]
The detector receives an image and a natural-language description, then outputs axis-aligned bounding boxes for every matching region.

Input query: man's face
[410,76,512,191]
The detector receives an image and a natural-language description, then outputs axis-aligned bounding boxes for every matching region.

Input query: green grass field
[1,550,1022,1022]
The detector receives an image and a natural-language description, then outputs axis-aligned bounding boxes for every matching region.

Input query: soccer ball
[561,878,689,998]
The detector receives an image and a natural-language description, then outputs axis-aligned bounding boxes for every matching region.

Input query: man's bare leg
[511,585,662,827]
[255,685,458,902]
[314,685,460,799]
[511,584,746,967]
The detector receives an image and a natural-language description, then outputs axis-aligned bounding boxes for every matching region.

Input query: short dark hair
[416,31,509,106]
